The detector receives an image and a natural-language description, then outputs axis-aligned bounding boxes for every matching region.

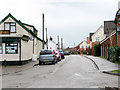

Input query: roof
[89,33,94,41]
[104,21,116,34]
[0,13,43,42]
[22,22,38,32]
[100,30,116,44]
[92,25,104,37]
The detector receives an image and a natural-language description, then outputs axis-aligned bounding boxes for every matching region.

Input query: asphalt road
[2,55,119,88]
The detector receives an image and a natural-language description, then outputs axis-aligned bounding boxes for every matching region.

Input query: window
[81,46,84,48]
[96,37,100,42]
[4,22,16,33]
[0,44,2,54]
[5,43,18,54]
[40,50,52,55]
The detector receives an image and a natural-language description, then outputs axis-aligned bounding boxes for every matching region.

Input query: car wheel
[39,61,42,65]
[56,60,58,63]
[52,61,56,64]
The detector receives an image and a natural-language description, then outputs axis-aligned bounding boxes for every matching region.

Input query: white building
[47,37,57,51]
[79,41,89,51]
[0,13,43,65]
[91,25,106,43]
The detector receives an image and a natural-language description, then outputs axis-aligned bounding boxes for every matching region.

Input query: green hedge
[108,45,120,62]
[93,44,101,56]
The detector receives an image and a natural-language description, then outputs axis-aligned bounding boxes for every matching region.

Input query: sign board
[22,35,29,41]
[29,37,34,41]
[0,30,10,34]
[117,26,120,31]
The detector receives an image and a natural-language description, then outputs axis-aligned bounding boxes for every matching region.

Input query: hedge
[108,45,120,62]
[93,44,101,56]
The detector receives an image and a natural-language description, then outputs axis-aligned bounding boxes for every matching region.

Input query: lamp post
[114,9,120,45]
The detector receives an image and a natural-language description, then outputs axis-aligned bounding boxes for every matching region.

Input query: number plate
[44,60,49,62]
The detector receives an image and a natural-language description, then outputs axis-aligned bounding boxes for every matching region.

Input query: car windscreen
[40,50,52,55]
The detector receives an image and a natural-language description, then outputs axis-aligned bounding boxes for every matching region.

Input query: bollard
[4,60,7,68]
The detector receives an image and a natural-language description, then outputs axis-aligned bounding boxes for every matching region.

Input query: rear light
[52,56,54,59]
[52,51,54,54]
[39,51,41,56]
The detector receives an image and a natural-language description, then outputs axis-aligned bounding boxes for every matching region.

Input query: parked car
[39,49,58,65]
[58,50,65,59]
[64,51,70,55]
[56,51,61,61]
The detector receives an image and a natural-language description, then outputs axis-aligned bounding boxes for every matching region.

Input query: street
[2,55,119,88]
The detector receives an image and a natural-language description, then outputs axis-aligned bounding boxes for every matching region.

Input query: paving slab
[1,60,39,76]
[83,55,119,72]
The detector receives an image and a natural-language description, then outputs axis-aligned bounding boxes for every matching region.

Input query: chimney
[50,36,53,41]
[86,37,90,44]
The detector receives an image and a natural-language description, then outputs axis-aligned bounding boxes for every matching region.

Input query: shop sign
[0,30,10,34]
[22,35,29,41]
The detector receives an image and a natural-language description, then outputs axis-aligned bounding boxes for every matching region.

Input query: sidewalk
[1,60,39,76]
[83,55,119,72]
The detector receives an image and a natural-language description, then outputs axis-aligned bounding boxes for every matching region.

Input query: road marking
[74,73,80,76]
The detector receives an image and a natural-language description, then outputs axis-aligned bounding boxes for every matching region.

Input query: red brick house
[100,30,120,58]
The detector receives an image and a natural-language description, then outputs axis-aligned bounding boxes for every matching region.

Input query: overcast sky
[0,0,120,48]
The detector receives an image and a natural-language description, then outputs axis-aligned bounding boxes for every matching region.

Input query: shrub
[83,51,87,54]
[108,45,120,62]
[93,44,101,56]
[88,49,92,55]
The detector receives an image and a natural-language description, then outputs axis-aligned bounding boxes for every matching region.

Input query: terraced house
[0,13,43,65]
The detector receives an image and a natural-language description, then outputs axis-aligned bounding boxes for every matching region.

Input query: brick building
[100,31,120,58]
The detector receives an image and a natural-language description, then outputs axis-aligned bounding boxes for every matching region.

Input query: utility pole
[57,36,59,49]
[61,38,63,50]
[42,14,45,49]
[74,43,75,52]
[46,28,48,49]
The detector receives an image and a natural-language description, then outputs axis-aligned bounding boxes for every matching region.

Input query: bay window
[5,43,18,54]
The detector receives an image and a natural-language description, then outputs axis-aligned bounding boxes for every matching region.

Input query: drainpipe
[19,39,22,65]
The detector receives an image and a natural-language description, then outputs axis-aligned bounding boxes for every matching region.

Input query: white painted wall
[80,41,89,50]
[48,40,57,51]
[92,25,106,42]
[0,16,43,61]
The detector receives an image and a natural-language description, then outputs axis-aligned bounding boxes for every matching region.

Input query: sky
[0,0,120,48]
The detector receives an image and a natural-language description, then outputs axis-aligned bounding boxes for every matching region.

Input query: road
[2,55,119,88]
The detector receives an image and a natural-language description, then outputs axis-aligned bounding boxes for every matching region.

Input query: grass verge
[110,70,120,74]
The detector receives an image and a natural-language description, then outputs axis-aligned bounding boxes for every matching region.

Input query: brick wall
[101,33,120,58]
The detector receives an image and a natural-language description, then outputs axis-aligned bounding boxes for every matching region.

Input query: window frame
[96,37,100,42]
[5,43,18,54]
[4,22,16,33]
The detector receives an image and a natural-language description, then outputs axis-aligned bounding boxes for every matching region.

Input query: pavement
[83,55,120,75]
[1,60,39,76]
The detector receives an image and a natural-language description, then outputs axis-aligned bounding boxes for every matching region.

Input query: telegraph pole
[61,38,63,50]
[42,14,45,49]
[57,36,59,49]
[46,28,48,49]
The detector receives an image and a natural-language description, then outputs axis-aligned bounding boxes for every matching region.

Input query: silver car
[39,49,58,65]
